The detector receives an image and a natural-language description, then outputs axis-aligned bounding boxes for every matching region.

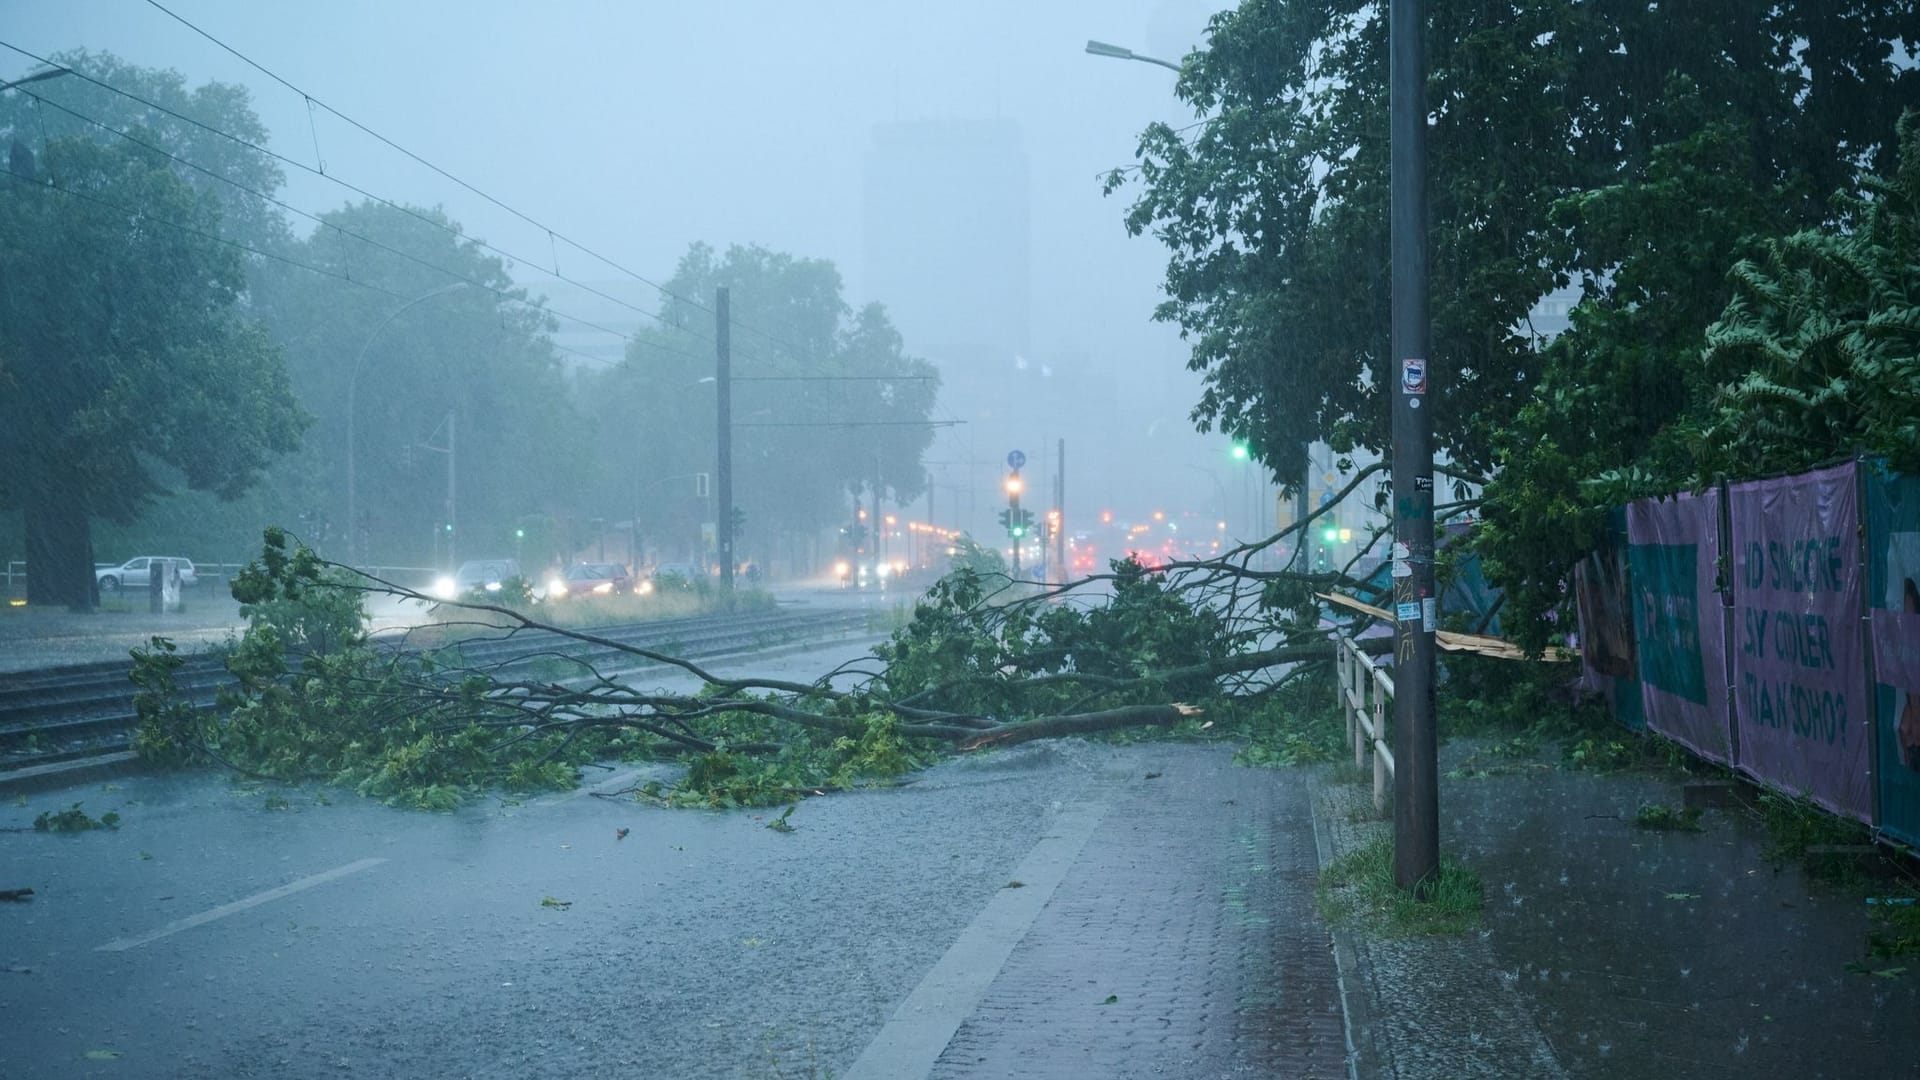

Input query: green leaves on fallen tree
[137,532,1357,811]
[33,803,120,832]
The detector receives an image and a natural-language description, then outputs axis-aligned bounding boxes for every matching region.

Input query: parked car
[545,562,633,600]
[96,557,198,593]
[433,558,523,601]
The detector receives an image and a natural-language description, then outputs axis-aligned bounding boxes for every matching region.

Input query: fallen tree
[131,514,1417,809]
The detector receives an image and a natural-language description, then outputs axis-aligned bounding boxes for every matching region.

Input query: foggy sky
[4,0,1275,546]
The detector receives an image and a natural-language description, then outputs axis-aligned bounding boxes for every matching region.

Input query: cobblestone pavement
[919,745,1350,1079]
[1319,742,1920,1080]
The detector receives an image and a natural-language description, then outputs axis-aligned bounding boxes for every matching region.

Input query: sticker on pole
[1392,559,1413,578]
[1402,358,1427,395]
[1391,541,1410,559]
[1396,600,1420,622]
[1421,596,1437,631]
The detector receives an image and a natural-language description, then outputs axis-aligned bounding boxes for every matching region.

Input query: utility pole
[1390,0,1439,891]
[716,287,734,592]
[1056,439,1067,582]
[1006,470,1024,578]
[446,411,457,568]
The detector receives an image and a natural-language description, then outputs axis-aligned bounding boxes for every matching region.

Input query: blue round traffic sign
[1007,450,1026,470]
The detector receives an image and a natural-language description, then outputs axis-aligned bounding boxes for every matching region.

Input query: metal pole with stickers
[1389,0,1440,891]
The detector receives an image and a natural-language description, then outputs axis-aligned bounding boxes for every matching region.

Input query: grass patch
[1318,831,1482,936]
[1632,803,1704,831]
[1750,789,1871,877]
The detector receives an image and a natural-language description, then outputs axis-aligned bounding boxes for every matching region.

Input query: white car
[95,556,198,593]
[433,559,524,601]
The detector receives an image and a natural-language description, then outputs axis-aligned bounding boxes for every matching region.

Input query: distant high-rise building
[862,118,1030,375]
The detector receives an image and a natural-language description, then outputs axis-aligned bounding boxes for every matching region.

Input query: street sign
[1007,449,1026,470]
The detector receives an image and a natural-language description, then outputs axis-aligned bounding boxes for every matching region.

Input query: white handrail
[1336,632,1395,815]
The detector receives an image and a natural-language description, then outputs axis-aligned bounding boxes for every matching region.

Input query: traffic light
[1011,508,1033,537]
[998,508,1013,534]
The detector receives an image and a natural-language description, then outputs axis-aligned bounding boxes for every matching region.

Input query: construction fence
[1574,458,1920,847]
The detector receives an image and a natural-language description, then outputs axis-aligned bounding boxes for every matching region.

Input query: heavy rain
[3,2,1919,1077]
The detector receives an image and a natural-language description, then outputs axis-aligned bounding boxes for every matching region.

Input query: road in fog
[0,613,1148,1080]
[3,737,1143,1079]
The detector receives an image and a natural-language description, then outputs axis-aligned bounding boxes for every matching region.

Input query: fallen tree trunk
[956,703,1204,752]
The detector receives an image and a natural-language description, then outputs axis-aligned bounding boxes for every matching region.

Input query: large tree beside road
[1109,0,1920,646]
[0,132,304,608]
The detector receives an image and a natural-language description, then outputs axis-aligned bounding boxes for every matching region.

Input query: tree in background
[249,200,587,568]
[0,126,304,607]
[584,243,938,574]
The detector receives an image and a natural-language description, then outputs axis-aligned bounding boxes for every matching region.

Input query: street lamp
[1084,39,1182,73]
[345,281,467,565]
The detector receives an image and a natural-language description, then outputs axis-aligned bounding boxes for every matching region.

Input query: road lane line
[840,774,1119,1080]
[95,857,386,952]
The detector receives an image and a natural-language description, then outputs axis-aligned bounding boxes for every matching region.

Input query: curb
[1309,775,1383,1080]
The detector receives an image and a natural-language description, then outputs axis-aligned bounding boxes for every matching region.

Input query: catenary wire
[1,167,626,370]
[4,80,701,363]
[0,39,711,351]
[139,1,836,363]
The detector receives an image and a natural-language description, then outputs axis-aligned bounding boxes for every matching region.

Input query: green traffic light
[514,528,525,539]
[1011,526,1025,537]
[1231,443,1250,460]
[1322,526,1338,543]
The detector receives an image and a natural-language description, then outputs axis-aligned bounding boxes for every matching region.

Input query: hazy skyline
[4,0,1272,545]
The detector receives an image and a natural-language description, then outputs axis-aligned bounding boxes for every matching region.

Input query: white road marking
[95,857,386,952]
[840,774,1119,1080]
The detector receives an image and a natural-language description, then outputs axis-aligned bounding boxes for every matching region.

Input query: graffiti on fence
[1729,463,1871,821]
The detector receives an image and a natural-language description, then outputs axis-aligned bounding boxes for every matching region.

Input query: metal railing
[1336,631,1395,815]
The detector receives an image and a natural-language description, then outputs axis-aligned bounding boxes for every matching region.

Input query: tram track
[0,606,881,792]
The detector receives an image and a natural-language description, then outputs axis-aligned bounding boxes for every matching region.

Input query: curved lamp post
[1084,39,1181,73]
[345,281,467,566]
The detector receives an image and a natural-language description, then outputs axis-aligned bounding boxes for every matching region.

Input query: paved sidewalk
[908,744,1351,1079]
[0,593,245,673]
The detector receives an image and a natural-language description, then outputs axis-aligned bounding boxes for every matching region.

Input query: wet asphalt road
[2,736,1135,1079]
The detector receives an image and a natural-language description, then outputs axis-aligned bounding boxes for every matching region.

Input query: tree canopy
[582,243,939,574]
[1110,0,1920,647]
[0,121,304,606]
[1110,0,1918,489]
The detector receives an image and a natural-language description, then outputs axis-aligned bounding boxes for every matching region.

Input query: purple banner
[1729,462,1871,821]
[1627,490,1731,762]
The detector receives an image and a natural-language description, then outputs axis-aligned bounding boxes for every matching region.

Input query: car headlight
[546,578,568,598]
[433,576,457,600]
[635,580,654,595]
[834,561,850,577]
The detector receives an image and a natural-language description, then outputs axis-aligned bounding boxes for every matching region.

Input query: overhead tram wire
[0,40,711,354]
[2,83,707,369]
[0,168,624,371]
[1,42,913,378]
[141,1,833,366]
